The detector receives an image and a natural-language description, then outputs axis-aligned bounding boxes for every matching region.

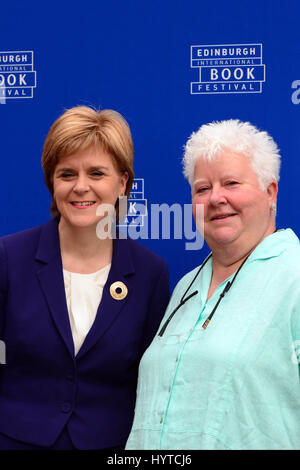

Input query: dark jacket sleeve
[141,260,170,353]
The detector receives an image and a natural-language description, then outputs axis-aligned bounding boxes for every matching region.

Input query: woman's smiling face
[192,150,278,253]
[53,146,128,229]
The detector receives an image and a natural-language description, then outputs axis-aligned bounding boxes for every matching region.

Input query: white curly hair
[183,119,281,190]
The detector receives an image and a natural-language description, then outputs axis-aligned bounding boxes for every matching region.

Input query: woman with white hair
[126,119,300,450]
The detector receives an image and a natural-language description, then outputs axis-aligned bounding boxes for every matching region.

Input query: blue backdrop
[0,0,299,290]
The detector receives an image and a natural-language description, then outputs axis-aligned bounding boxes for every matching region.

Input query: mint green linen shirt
[126,229,300,450]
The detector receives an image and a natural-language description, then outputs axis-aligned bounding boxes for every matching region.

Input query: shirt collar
[248,228,299,262]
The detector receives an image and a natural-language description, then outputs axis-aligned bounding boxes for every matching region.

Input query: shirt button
[61,402,71,413]
[160,416,163,424]
[175,356,178,362]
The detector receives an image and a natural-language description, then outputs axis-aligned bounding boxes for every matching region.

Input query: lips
[70,201,96,208]
[210,213,237,221]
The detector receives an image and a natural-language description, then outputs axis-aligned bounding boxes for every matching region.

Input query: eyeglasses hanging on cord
[158,252,251,337]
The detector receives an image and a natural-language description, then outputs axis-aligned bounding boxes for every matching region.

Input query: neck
[58,218,113,273]
[210,222,276,286]
[211,249,251,286]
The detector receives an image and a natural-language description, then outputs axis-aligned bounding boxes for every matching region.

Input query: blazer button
[61,402,71,413]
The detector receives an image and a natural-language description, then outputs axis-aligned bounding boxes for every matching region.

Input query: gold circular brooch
[109,281,128,301]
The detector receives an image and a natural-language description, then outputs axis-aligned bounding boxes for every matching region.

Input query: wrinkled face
[53,146,128,229]
[192,150,277,253]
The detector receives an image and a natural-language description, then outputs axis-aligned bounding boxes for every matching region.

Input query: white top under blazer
[63,265,111,355]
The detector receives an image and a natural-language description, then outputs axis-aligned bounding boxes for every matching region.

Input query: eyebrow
[193,178,208,187]
[193,174,239,186]
[55,165,109,174]
[55,167,74,173]
[88,166,109,171]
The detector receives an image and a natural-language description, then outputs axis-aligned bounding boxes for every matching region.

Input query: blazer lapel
[35,219,75,358]
[76,235,135,360]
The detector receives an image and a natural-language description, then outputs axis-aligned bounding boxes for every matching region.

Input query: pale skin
[52,146,128,274]
[192,150,278,300]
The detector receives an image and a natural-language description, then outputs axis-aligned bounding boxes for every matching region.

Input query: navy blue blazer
[0,218,169,449]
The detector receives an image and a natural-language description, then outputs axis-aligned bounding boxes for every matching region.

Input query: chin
[66,216,98,229]
[208,228,240,246]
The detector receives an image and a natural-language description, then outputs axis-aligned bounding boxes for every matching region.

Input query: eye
[90,171,104,178]
[196,187,209,194]
[226,181,239,186]
[60,172,75,179]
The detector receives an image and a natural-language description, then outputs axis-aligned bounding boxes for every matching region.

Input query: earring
[272,202,277,215]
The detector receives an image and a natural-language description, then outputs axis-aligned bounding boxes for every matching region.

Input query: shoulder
[251,229,300,278]
[269,229,300,273]
[0,219,54,257]
[0,221,54,290]
[1,224,42,245]
[276,243,300,277]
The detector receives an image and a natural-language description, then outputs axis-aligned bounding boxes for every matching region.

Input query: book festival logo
[118,178,147,228]
[190,43,265,94]
[0,51,37,103]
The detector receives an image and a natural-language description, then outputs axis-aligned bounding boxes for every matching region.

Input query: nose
[209,185,227,206]
[73,174,90,194]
